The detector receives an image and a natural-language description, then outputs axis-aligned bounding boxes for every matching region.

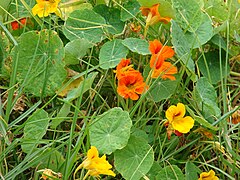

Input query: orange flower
[151,62,177,80]
[229,108,240,124]
[115,59,135,79]
[11,18,27,30]
[149,39,175,69]
[117,71,147,100]
[140,4,171,26]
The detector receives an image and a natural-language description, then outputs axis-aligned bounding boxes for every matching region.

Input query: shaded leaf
[93,4,125,34]
[89,107,132,154]
[121,0,141,21]
[185,162,201,180]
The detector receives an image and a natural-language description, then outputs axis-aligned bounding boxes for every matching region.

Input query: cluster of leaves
[0,0,239,180]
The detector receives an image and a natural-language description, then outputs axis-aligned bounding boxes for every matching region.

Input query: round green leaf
[137,0,162,7]
[114,135,154,180]
[156,165,185,180]
[63,9,107,43]
[13,29,66,97]
[99,39,128,69]
[89,107,132,154]
[122,38,150,55]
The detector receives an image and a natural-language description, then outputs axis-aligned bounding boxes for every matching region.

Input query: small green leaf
[114,135,154,180]
[122,38,150,55]
[89,107,132,155]
[64,39,93,65]
[99,39,128,69]
[21,109,49,153]
[148,78,178,102]
[63,9,107,43]
[13,29,67,97]
[156,165,185,180]
[121,0,141,21]
[93,5,125,34]
[137,0,161,7]
[143,161,161,180]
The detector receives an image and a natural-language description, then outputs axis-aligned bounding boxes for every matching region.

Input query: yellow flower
[74,146,116,179]
[198,170,219,180]
[165,103,194,133]
[32,0,61,17]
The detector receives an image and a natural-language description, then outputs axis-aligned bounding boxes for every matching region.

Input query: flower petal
[172,116,194,133]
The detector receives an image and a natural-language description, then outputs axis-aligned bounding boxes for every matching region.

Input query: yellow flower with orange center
[198,170,219,180]
[32,0,61,17]
[165,103,194,133]
[74,146,115,179]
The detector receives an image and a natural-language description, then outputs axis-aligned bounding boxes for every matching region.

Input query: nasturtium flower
[140,3,171,26]
[32,0,61,17]
[11,18,27,30]
[117,70,147,100]
[229,108,240,124]
[115,59,135,79]
[165,103,194,133]
[151,61,177,80]
[149,39,175,69]
[74,146,115,179]
[198,170,219,180]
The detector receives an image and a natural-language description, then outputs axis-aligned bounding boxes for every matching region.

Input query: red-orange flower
[11,18,27,30]
[151,62,177,80]
[149,39,177,80]
[149,39,175,69]
[115,59,135,79]
[140,4,171,26]
[117,70,147,100]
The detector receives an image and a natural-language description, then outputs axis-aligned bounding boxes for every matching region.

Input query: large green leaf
[93,4,125,35]
[13,29,66,97]
[193,77,221,123]
[156,165,185,180]
[185,13,213,48]
[197,51,230,84]
[172,0,203,32]
[89,107,132,155]
[21,109,49,153]
[122,38,150,55]
[99,39,128,69]
[114,135,154,180]
[64,38,93,65]
[148,78,178,102]
[63,9,107,43]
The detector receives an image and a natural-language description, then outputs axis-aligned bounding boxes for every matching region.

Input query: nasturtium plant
[122,38,151,55]
[156,165,185,180]
[12,29,67,97]
[89,107,132,154]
